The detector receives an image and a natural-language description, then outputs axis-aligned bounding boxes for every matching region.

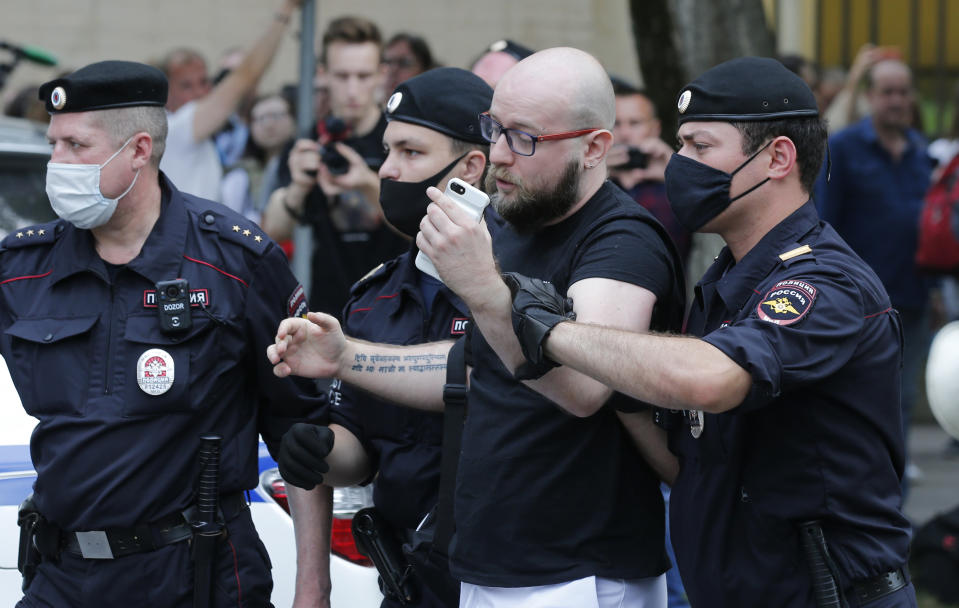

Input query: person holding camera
[500,57,916,607]
[1,61,329,607]
[270,47,685,608]
[262,16,406,318]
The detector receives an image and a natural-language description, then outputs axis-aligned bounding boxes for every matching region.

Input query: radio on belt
[156,278,192,333]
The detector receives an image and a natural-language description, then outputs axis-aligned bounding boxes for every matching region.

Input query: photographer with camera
[608,79,691,266]
[262,16,406,318]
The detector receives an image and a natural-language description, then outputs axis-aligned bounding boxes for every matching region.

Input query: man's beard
[485,159,581,233]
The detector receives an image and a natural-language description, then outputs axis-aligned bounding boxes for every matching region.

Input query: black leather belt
[62,492,248,560]
[851,567,908,604]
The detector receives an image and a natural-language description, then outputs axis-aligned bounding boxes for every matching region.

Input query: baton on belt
[799,520,849,608]
[193,434,223,608]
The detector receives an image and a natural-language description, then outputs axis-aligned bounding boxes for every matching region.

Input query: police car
[0,115,382,606]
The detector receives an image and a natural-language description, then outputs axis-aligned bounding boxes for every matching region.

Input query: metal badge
[51,86,67,110]
[136,348,175,396]
[678,90,692,113]
[386,92,402,114]
[688,409,704,438]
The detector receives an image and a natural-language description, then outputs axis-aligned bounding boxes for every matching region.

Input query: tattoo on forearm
[351,352,447,374]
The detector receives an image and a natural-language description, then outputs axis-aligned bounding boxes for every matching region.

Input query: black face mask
[664,140,773,232]
[379,155,466,239]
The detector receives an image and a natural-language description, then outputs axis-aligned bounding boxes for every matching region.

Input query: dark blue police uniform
[670,201,915,607]
[329,248,473,608]
[1,175,325,607]
[331,250,470,534]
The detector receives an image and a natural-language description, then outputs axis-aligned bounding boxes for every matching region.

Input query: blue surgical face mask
[45,136,140,229]
[664,139,773,232]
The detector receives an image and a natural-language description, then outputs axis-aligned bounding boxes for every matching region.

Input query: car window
[0,117,54,239]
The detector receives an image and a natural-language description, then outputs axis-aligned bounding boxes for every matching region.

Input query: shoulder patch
[199,209,270,255]
[1,221,64,250]
[288,283,308,318]
[757,279,817,326]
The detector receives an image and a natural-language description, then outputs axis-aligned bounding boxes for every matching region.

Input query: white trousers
[460,574,667,608]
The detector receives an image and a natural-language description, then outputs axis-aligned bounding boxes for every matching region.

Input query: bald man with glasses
[270,47,685,608]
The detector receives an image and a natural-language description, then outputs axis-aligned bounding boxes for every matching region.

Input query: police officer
[277,67,494,608]
[0,61,327,607]
[505,57,916,607]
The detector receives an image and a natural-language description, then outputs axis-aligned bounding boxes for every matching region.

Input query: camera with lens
[318,116,351,175]
[156,278,192,334]
[619,146,649,169]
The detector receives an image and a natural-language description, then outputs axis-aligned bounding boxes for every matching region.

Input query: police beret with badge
[384,67,493,144]
[39,60,168,114]
[485,39,534,62]
[675,56,818,124]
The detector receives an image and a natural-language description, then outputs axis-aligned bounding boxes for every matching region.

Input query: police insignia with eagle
[757,279,817,325]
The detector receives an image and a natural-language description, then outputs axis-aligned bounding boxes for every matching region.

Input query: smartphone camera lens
[451,182,465,195]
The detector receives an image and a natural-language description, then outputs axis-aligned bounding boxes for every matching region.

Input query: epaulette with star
[1,220,64,250]
[197,209,270,255]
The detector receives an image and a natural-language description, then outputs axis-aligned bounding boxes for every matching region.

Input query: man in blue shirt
[814,59,934,466]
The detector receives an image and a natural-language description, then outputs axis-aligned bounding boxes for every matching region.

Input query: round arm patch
[757,279,817,326]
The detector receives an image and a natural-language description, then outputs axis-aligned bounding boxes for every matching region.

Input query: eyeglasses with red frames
[478,112,602,156]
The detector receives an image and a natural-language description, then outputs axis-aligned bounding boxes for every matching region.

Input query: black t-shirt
[449,181,684,587]
[276,113,407,317]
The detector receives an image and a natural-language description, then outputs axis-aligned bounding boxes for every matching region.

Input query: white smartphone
[415,178,490,282]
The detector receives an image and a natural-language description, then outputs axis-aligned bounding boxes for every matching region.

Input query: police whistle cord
[799,521,850,608]
[193,434,223,608]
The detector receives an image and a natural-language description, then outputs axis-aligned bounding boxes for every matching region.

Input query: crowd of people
[2,3,956,607]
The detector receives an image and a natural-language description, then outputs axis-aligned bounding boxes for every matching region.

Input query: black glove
[277,423,334,490]
[502,272,576,380]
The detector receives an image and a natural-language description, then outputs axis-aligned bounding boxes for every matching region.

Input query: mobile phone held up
[415,178,490,282]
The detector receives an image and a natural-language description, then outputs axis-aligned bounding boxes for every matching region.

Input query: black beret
[384,67,493,144]
[485,39,534,62]
[39,60,168,114]
[676,56,818,125]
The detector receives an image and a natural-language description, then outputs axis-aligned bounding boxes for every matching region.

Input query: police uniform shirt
[451,181,684,587]
[670,200,911,607]
[329,249,472,532]
[0,174,325,531]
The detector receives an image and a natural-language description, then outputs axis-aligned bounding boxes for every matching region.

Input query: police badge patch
[137,348,175,396]
[757,279,817,325]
